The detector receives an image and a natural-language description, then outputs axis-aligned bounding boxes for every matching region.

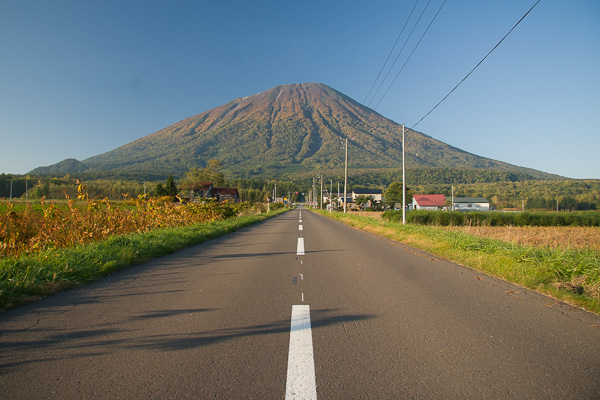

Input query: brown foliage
[0,193,240,258]
[443,226,600,251]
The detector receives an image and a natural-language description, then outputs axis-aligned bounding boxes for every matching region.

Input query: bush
[387,210,600,227]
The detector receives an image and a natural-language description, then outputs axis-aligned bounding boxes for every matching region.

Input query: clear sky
[1,0,598,179]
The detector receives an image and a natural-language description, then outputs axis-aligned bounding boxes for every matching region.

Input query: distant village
[182,181,490,212]
[287,188,490,212]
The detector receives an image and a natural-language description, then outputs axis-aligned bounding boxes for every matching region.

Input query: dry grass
[0,195,243,258]
[441,226,600,251]
[347,211,383,219]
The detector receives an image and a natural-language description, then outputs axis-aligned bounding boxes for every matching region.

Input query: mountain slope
[34,83,559,180]
[30,158,89,175]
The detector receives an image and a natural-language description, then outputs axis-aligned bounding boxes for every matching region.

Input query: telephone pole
[402,125,406,224]
[344,138,348,214]
[330,180,333,212]
[320,175,323,210]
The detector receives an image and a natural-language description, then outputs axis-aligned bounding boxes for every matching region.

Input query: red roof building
[412,194,447,210]
[210,187,240,203]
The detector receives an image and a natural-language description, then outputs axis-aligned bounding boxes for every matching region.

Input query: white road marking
[299,225,303,231]
[286,305,317,400]
[297,238,305,255]
[302,293,305,302]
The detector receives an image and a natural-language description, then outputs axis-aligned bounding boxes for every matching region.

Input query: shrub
[394,210,600,227]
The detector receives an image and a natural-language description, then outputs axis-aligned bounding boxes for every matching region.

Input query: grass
[384,209,600,227]
[441,225,600,251]
[0,208,289,309]
[316,210,600,314]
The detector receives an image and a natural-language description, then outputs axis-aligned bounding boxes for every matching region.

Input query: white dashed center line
[285,305,317,400]
[296,237,305,255]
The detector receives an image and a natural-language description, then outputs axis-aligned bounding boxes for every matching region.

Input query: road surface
[1,206,599,399]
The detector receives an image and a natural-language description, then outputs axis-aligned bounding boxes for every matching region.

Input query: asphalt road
[1,206,599,399]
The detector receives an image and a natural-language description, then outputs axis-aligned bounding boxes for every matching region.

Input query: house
[412,194,447,211]
[453,197,490,211]
[180,182,240,203]
[331,197,353,210]
[179,181,213,202]
[210,187,240,203]
[351,189,383,210]
[351,189,383,202]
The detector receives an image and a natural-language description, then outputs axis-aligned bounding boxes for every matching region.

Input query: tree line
[5,166,599,211]
[2,162,305,205]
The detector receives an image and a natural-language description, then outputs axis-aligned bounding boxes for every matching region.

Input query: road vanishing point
[1,206,599,399]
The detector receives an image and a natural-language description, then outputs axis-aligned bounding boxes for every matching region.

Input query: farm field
[0,196,243,258]
[441,225,600,251]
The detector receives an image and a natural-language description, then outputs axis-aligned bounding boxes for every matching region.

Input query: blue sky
[1,0,598,179]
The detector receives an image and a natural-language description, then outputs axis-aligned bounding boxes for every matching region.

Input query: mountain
[30,158,89,175]
[31,83,559,180]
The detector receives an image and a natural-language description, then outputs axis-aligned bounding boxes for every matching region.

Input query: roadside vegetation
[0,183,245,258]
[315,210,600,314]
[384,210,600,227]
[0,208,288,309]
[0,175,291,309]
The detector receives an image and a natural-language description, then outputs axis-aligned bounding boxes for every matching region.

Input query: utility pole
[452,185,454,212]
[9,179,13,202]
[330,180,333,212]
[320,175,323,210]
[344,138,348,214]
[402,125,406,224]
[312,177,316,209]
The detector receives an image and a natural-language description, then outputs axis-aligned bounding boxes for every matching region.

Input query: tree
[165,174,178,196]
[384,182,403,206]
[155,174,178,197]
[181,159,226,189]
[355,194,373,210]
[384,181,413,208]
[155,182,167,196]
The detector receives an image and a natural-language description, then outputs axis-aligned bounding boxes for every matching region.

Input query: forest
[2,168,599,211]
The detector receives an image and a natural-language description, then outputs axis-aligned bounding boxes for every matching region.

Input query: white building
[412,194,447,211]
[352,189,383,202]
[453,197,490,211]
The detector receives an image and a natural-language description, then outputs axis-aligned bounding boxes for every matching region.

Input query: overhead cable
[362,0,420,105]
[374,0,447,110]
[374,0,542,159]
[410,0,542,129]
[368,0,433,107]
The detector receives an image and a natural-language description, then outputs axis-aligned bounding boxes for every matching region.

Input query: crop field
[0,194,243,258]
[441,226,600,251]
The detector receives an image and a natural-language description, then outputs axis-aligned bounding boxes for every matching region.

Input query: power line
[362,0,420,105]
[375,0,542,158]
[374,0,447,110]
[410,0,542,129]
[367,0,433,107]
